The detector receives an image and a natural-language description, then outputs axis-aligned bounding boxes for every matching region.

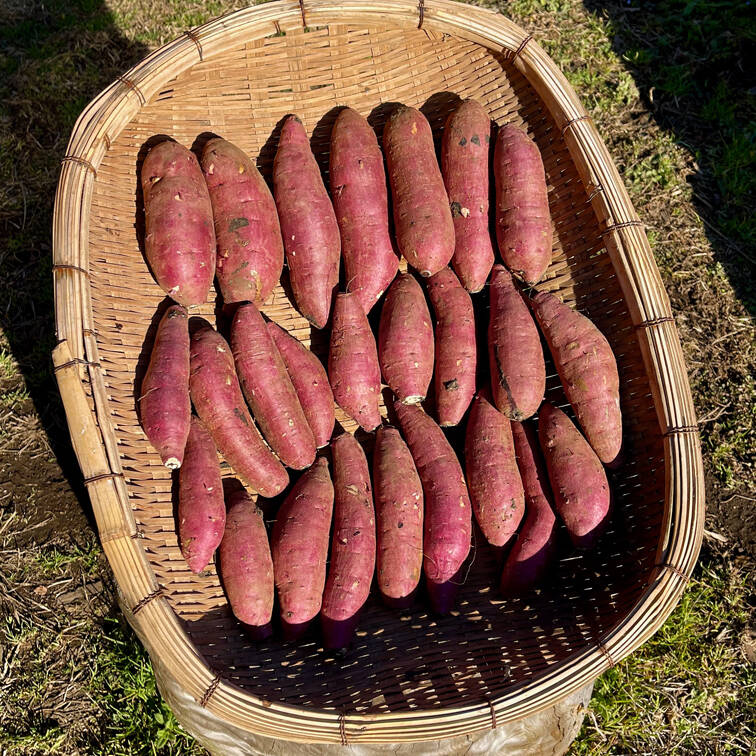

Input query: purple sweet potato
[139,303,191,469]
[330,107,398,313]
[140,140,216,306]
[201,137,283,305]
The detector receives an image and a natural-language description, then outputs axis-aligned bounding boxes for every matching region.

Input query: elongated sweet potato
[321,434,376,648]
[500,421,557,595]
[266,321,335,449]
[441,100,495,293]
[488,265,545,420]
[188,318,288,497]
[538,403,610,549]
[426,268,476,426]
[141,140,216,306]
[231,303,316,470]
[201,137,283,305]
[328,291,381,431]
[273,115,340,328]
[178,416,224,574]
[530,290,622,465]
[494,124,551,285]
[384,106,454,277]
[219,482,274,638]
[330,107,398,313]
[465,391,525,548]
[373,426,423,608]
[378,273,434,404]
[139,303,191,469]
[271,456,334,640]
[395,402,471,613]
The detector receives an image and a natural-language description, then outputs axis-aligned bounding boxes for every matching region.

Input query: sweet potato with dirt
[271,456,334,640]
[441,99,495,293]
[188,318,288,497]
[494,124,551,285]
[378,273,434,404]
[140,140,216,306]
[273,115,340,328]
[139,303,191,469]
[330,107,398,313]
[231,303,316,470]
[426,267,476,426]
[266,321,335,449]
[488,265,545,420]
[201,137,283,305]
[383,105,454,277]
[538,403,610,549]
[530,290,622,465]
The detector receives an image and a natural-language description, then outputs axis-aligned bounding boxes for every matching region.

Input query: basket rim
[51,0,705,743]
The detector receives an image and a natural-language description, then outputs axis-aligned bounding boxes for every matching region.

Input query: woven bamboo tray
[51,0,704,744]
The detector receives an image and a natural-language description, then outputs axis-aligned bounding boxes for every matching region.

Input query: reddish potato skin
[139,304,191,469]
[273,115,340,328]
[178,416,225,574]
[384,106,454,277]
[488,265,545,420]
[373,427,423,608]
[328,292,382,432]
[201,137,283,305]
[188,319,288,497]
[271,457,334,640]
[500,421,557,596]
[494,124,551,285]
[426,268,477,426]
[538,403,610,549]
[231,303,316,470]
[378,274,434,404]
[330,107,398,313]
[465,391,525,548]
[441,100,495,293]
[321,435,376,648]
[219,485,274,639]
[530,290,622,466]
[395,402,471,614]
[141,140,216,306]
[266,321,335,448]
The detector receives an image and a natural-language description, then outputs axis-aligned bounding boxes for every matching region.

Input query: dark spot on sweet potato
[353,529,361,536]
[471,134,480,146]
[450,202,462,218]
[485,134,490,144]
[458,137,467,146]
[443,378,459,391]
[397,521,403,529]
[233,406,249,426]
[229,217,249,231]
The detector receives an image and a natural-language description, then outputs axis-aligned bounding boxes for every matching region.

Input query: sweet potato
[266,321,335,448]
[494,124,551,285]
[201,137,283,305]
[321,434,376,648]
[140,140,216,306]
[271,456,334,640]
[441,100,495,293]
[328,291,381,432]
[178,416,224,574]
[530,290,622,465]
[500,421,557,595]
[383,105,454,277]
[188,318,288,497]
[273,115,340,328]
[373,426,423,608]
[330,107,398,313]
[219,482,274,638]
[488,264,545,420]
[139,303,191,469]
[465,390,525,548]
[538,403,610,549]
[426,267,476,426]
[395,402,471,613]
[230,303,316,470]
[378,273,434,404]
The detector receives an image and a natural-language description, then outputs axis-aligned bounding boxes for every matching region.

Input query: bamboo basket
[51,0,704,744]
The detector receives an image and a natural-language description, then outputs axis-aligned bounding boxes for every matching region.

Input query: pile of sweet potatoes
[134,100,623,648]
